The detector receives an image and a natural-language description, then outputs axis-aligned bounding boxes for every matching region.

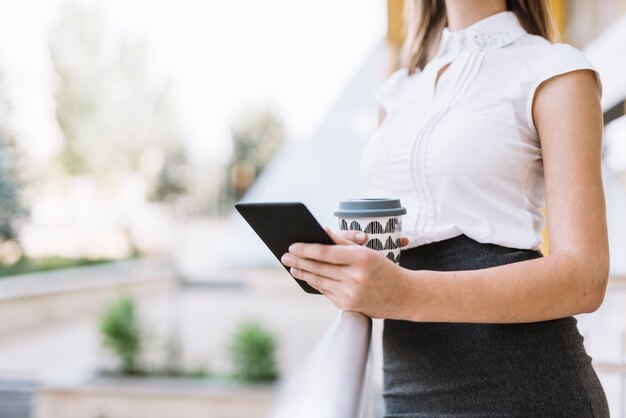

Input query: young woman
[280,0,610,415]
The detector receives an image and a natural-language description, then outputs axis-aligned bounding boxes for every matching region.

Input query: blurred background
[0,0,624,417]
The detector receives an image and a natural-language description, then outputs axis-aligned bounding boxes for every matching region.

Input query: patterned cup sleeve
[338,216,402,264]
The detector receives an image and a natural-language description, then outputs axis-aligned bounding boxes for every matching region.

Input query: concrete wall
[35,378,276,418]
[0,258,177,341]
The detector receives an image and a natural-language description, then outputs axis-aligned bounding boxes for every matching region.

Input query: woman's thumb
[323,226,366,246]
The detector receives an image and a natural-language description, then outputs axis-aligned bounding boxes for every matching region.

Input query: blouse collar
[437,11,528,57]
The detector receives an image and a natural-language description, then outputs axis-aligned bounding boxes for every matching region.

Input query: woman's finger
[323,226,367,246]
[326,226,405,247]
[291,267,337,295]
[288,241,357,265]
[286,256,346,282]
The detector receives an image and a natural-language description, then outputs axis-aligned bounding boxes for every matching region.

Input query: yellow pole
[387,0,405,47]
[550,0,567,40]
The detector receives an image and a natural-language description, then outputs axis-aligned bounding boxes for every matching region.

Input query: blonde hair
[401,0,560,75]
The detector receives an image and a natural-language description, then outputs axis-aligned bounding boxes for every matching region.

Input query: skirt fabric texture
[382,234,609,417]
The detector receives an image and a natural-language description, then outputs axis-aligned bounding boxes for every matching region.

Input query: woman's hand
[280,227,412,319]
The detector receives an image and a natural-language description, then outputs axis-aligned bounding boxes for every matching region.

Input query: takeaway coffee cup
[334,198,407,264]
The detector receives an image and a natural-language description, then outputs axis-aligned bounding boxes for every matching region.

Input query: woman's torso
[360,11,601,252]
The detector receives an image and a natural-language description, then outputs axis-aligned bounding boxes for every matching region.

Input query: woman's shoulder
[512,35,602,133]
[511,35,597,75]
[510,35,601,94]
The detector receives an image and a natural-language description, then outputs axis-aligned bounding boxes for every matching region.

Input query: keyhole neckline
[428,53,458,99]
[434,62,452,94]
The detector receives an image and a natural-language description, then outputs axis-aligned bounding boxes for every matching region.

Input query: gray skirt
[383,234,609,417]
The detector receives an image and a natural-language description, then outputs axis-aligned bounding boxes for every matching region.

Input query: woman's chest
[361,80,540,194]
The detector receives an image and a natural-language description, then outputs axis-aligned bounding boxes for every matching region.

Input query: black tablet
[234,202,335,294]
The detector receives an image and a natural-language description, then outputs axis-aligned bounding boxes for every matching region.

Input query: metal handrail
[268,311,373,418]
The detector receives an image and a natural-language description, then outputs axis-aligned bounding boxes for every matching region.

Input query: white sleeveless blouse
[361,11,602,251]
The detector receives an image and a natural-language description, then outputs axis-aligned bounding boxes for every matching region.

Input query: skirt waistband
[400,234,543,272]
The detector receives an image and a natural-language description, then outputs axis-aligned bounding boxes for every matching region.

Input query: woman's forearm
[397,250,609,323]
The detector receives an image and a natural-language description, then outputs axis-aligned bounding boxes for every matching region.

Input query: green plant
[228,320,279,382]
[100,294,144,374]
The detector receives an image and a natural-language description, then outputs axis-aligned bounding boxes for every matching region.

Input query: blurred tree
[0,73,24,245]
[227,107,285,201]
[49,2,188,201]
[149,147,188,204]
